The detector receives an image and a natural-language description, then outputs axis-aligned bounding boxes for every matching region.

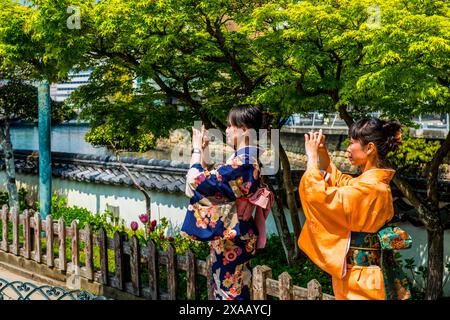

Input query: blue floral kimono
[181,146,261,300]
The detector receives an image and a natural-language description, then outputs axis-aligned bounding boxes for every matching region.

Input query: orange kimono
[298,162,396,300]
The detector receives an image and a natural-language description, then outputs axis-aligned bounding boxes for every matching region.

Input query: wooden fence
[0,205,334,300]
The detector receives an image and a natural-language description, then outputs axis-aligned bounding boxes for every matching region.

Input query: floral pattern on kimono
[181,146,261,300]
[347,231,412,300]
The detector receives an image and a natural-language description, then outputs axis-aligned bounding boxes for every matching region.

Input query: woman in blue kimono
[181,105,272,300]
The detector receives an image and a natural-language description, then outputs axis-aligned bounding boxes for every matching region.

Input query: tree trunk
[264,177,295,266]
[426,225,444,300]
[279,143,302,257]
[338,105,354,127]
[0,121,19,210]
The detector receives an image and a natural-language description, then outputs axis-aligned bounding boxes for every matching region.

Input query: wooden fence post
[130,235,140,296]
[167,244,177,300]
[98,227,109,285]
[206,254,215,301]
[58,218,66,272]
[71,220,79,272]
[307,279,323,300]
[146,239,159,300]
[34,212,41,263]
[23,209,31,259]
[84,224,94,281]
[1,205,9,252]
[11,207,19,255]
[186,249,197,300]
[279,272,293,300]
[113,231,125,290]
[46,215,54,267]
[252,265,272,300]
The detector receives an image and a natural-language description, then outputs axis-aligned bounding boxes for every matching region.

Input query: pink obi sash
[236,186,274,249]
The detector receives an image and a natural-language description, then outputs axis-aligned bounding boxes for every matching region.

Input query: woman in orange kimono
[298,118,411,300]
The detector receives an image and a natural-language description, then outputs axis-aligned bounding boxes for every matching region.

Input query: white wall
[1,171,449,296]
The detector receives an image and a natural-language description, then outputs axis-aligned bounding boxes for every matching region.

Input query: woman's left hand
[201,126,209,149]
[192,126,204,150]
[304,129,323,168]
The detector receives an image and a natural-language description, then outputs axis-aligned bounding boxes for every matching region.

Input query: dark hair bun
[349,117,402,160]
[382,120,402,153]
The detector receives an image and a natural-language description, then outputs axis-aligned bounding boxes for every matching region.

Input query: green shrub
[0,187,32,211]
[35,194,126,235]
[387,132,441,176]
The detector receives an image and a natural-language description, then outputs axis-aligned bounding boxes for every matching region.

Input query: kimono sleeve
[298,167,388,278]
[300,167,352,230]
[324,161,354,187]
[185,158,258,201]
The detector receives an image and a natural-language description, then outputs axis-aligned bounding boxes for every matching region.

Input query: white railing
[285,112,450,131]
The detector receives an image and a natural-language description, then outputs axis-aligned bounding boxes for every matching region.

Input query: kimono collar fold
[231,145,262,163]
[359,168,396,184]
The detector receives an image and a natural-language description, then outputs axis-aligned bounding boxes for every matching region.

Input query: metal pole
[332,113,337,127]
[38,79,52,219]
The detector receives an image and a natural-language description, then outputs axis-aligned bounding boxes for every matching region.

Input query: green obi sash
[347,226,412,300]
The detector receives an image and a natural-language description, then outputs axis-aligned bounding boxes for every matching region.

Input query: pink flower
[245,240,256,253]
[223,229,237,240]
[196,219,207,229]
[225,250,237,262]
[130,221,139,231]
[151,220,157,227]
[139,214,149,224]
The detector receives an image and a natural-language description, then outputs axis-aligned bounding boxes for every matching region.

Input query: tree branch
[110,141,152,219]
[201,12,254,94]
[338,105,354,127]
[424,130,450,210]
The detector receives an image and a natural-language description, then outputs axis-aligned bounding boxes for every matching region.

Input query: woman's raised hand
[304,129,323,169]
[192,126,203,150]
[201,126,209,150]
[318,131,327,151]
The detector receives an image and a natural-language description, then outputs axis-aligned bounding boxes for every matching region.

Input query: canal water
[8,124,109,155]
[6,124,171,159]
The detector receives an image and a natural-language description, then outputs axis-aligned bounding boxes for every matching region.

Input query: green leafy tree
[3,0,449,297]
[0,78,74,209]
[248,0,449,298]
[35,0,300,264]
[0,0,77,210]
